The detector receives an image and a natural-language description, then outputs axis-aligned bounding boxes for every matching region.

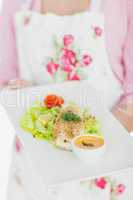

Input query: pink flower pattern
[15,137,22,153]
[83,54,93,66]
[63,34,74,46]
[23,16,31,26]
[46,61,59,75]
[81,176,125,200]
[94,26,103,37]
[45,34,93,81]
[92,176,126,199]
[95,177,107,189]
[115,184,126,195]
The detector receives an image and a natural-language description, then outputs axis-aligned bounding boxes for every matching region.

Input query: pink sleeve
[122,0,133,103]
[0,0,21,86]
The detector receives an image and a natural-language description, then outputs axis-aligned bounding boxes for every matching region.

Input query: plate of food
[1,82,133,188]
[20,92,107,167]
[20,94,105,155]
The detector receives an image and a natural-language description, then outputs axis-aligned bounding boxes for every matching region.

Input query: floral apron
[14,3,122,109]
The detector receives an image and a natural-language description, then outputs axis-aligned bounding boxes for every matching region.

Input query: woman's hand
[7,79,31,89]
[112,104,133,132]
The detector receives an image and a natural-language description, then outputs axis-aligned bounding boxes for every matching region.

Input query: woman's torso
[14,0,122,108]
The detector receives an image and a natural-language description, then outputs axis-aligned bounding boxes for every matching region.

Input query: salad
[20,94,102,151]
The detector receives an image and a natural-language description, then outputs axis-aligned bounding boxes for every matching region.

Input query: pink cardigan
[0,0,133,103]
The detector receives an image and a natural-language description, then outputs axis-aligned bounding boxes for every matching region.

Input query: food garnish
[61,112,81,122]
[44,94,64,108]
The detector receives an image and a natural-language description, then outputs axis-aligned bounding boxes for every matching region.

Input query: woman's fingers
[7,79,30,89]
[125,104,133,116]
[112,107,133,132]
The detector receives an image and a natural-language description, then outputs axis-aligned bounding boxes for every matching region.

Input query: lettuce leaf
[20,102,60,142]
[84,117,101,136]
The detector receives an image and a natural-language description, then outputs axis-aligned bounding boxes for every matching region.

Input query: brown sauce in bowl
[75,136,104,150]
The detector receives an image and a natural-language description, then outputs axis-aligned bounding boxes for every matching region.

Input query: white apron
[14,0,122,109]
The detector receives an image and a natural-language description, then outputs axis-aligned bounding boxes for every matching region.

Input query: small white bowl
[72,135,106,164]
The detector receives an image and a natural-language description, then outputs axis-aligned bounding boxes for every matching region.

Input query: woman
[0,0,133,199]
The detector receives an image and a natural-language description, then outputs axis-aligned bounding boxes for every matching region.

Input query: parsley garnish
[61,112,81,122]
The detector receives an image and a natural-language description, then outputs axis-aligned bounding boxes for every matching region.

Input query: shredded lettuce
[84,116,101,136]
[20,102,60,142]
